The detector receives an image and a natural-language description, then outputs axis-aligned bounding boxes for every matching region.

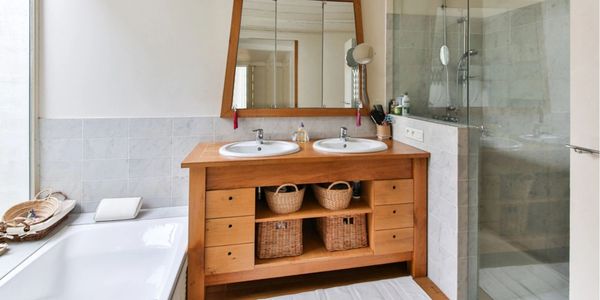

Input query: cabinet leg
[412,158,428,277]
[188,168,206,299]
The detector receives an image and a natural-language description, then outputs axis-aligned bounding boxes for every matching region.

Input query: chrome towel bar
[566,144,600,155]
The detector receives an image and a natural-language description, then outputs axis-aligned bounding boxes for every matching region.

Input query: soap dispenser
[292,122,310,144]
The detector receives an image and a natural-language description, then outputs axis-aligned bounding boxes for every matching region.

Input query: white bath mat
[262,276,431,300]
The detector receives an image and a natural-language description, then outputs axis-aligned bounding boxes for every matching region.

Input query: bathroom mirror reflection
[222,0,369,117]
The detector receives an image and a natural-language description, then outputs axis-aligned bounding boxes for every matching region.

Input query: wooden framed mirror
[221,0,370,118]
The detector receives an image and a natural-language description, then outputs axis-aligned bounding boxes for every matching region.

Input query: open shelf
[255,193,372,223]
[255,227,373,268]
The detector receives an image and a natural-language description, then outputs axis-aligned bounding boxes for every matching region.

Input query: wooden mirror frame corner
[220,0,370,118]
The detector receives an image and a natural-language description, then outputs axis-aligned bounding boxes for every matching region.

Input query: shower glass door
[468,0,570,299]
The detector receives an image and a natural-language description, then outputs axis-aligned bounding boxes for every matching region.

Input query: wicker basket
[316,214,368,251]
[257,219,303,259]
[265,184,305,214]
[2,189,64,226]
[312,181,353,210]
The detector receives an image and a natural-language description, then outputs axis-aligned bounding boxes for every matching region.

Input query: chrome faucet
[339,127,349,141]
[252,128,264,144]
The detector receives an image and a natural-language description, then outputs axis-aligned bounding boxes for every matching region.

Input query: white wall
[0,1,30,213]
[40,0,386,118]
[569,0,600,299]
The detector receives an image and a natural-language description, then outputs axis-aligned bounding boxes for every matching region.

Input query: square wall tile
[83,119,129,138]
[82,179,129,202]
[129,118,172,138]
[83,159,128,180]
[84,138,128,160]
[129,137,171,159]
[39,119,82,139]
[172,117,214,136]
[40,139,83,162]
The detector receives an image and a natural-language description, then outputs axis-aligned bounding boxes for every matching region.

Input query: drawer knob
[227,252,232,256]
[392,210,397,214]
[228,224,233,228]
[228,196,233,201]
[392,235,397,239]
[392,185,396,190]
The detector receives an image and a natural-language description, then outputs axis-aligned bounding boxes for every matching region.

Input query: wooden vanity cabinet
[182,140,429,300]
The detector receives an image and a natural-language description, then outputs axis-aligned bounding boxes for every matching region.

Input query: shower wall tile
[39,116,377,213]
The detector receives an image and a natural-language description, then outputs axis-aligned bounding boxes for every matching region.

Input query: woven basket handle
[5,217,31,232]
[33,188,67,202]
[33,188,54,201]
[327,181,351,191]
[275,183,298,194]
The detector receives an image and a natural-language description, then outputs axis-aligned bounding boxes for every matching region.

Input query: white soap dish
[94,197,143,222]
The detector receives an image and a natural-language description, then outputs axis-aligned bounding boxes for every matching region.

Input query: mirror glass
[234,0,359,109]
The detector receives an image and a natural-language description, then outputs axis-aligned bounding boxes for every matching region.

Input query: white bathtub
[0,216,187,300]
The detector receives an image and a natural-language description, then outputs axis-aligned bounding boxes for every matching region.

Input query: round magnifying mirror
[352,43,373,65]
[440,45,450,66]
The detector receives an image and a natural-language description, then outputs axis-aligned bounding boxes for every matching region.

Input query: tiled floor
[479,263,569,300]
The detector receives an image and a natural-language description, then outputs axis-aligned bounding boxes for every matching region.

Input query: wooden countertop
[181,139,429,168]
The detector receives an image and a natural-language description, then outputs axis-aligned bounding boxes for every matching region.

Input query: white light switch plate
[404,127,424,142]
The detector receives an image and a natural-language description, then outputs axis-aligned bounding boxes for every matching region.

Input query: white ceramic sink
[219,140,300,157]
[313,138,388,154]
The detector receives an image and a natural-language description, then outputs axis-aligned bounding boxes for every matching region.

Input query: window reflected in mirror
[233,0,360,110]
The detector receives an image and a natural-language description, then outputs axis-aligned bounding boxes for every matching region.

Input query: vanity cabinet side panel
[361,181,376,251]
[188,167,207,300]
[411,158,428,277]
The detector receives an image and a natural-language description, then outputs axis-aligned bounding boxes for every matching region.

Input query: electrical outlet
[404,127,424,142]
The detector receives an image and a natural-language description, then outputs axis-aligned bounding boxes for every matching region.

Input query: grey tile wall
[387,9,483,122]
[38,116,376,213]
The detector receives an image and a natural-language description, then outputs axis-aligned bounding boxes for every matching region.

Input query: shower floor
[479,229,569,299]
[480,263,569,300]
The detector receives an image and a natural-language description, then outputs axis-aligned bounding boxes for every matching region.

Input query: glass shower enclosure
[390,0,570,299]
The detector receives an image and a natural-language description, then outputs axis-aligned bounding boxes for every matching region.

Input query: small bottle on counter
[393,96,403,115]
[292,122,310,143]
[401,92,411,115]
[388,98,397,114]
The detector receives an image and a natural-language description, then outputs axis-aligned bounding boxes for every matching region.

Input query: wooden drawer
[206,188,255,219]
[374,228,413,255]
[373,204,413,230]
[372,179,413,205]
[205,243,254,275]
[206,216,255,247]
